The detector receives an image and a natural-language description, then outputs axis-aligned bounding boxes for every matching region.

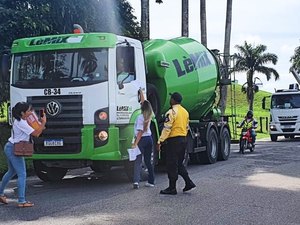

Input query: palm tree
[141,0,150,41]
[218,0,233,114]
[182,0,189,37]
[233,41,279,110]
[200,0,207,46]
[140,0,163,41]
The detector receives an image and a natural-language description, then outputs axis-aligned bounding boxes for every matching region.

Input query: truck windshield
[12,48,108,88]
[271,94,300,109]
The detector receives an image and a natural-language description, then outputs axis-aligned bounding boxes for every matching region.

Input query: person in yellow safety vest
[238,110,258,145]
[157,92,196,195]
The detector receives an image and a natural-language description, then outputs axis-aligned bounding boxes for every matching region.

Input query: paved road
[0,138,299,225]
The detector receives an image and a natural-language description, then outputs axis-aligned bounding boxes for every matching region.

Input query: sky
[128,0,300,93]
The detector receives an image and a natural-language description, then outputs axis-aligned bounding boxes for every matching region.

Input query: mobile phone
[39,109,44,118]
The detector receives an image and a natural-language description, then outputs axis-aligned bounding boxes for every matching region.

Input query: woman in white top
[0,102,46,207]
[132,100,155,189]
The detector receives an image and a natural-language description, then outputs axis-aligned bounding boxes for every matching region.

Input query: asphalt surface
[0,137,299,225]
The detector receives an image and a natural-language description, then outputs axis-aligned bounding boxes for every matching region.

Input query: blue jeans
[133,136,155,184]
[0,142,27,203]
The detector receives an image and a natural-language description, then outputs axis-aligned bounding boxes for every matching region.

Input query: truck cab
[5,33,149,181]
[265,85,300,141]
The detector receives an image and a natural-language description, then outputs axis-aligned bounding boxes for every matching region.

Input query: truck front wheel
[123,161,149,182]
[270,135,278,142]
[33,160,67,182]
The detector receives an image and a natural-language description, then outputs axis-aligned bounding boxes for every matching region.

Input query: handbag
[14,141,34,157]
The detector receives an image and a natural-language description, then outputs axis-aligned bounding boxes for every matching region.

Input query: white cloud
[235,34,263,46]
[128,0,300,93]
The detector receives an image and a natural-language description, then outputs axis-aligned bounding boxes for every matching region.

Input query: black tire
[183,148,190,167]
[270,135,278,142]
[201,127,218,164]
[147,83,161,119]
[124,160,149,182]
[218,127,231,161]
[240,140,245,154]
[33,160,67,182]
[189,152,202,164]
[90,163,111,173]
[124,160,134,182]
[183,133,193,166]
[250,144,255,152]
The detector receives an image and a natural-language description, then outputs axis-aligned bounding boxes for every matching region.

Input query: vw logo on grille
[46,100,61,117]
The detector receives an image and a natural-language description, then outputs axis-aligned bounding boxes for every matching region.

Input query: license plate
[44,139,64,147]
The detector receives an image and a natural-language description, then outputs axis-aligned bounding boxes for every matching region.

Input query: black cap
[170,92,183,103]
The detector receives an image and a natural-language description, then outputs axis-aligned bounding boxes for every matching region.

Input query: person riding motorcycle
[238,110,258,146]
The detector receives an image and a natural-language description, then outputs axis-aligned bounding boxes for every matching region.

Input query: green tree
[233,41,279,110]
[0,0,140,115]
[290,45,300,71]
[140,0,164,42]
[0,0,140,52]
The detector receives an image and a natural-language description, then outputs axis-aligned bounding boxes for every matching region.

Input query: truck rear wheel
[218,127,231,161]
[33,160,67,182]
[194,127,218,164]
[201,127,218,164]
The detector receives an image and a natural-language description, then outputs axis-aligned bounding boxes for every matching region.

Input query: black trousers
[165,136,191,188]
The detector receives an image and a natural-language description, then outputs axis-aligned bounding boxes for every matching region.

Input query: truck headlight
[97,131,108,141]
[270,125,277,131]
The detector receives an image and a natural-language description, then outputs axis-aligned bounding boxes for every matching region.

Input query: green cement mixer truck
[2,31,231,181]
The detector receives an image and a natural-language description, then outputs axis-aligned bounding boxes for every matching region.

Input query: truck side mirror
[262,96,271,110]
[1,54,10,82]
[262,97,266,109]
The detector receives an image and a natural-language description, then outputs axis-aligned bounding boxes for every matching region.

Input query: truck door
[115,45,142,124]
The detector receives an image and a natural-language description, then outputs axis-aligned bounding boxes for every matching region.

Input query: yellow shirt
[158,104,189,143]
[240,118,257,129]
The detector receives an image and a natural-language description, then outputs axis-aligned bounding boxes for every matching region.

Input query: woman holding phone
[0,102,46,207]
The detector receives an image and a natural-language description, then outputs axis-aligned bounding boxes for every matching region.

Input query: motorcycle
[239,128,255,154]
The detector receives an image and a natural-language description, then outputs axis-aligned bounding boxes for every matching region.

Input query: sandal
[18,201,34,208]
[0,195,8,204]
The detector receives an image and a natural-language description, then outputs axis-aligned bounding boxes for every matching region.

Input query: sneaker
[133,182,139,189]
[159,187,177,195]
[183,181,196,192]
[145,182,155,187]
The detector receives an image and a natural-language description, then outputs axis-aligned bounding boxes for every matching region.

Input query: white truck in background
[263,68,300,141]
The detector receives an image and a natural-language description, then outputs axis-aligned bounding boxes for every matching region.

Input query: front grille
[28,95,83,154]
[282,128,295,132]
[280,122,296,126]
[278,116,297,122]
